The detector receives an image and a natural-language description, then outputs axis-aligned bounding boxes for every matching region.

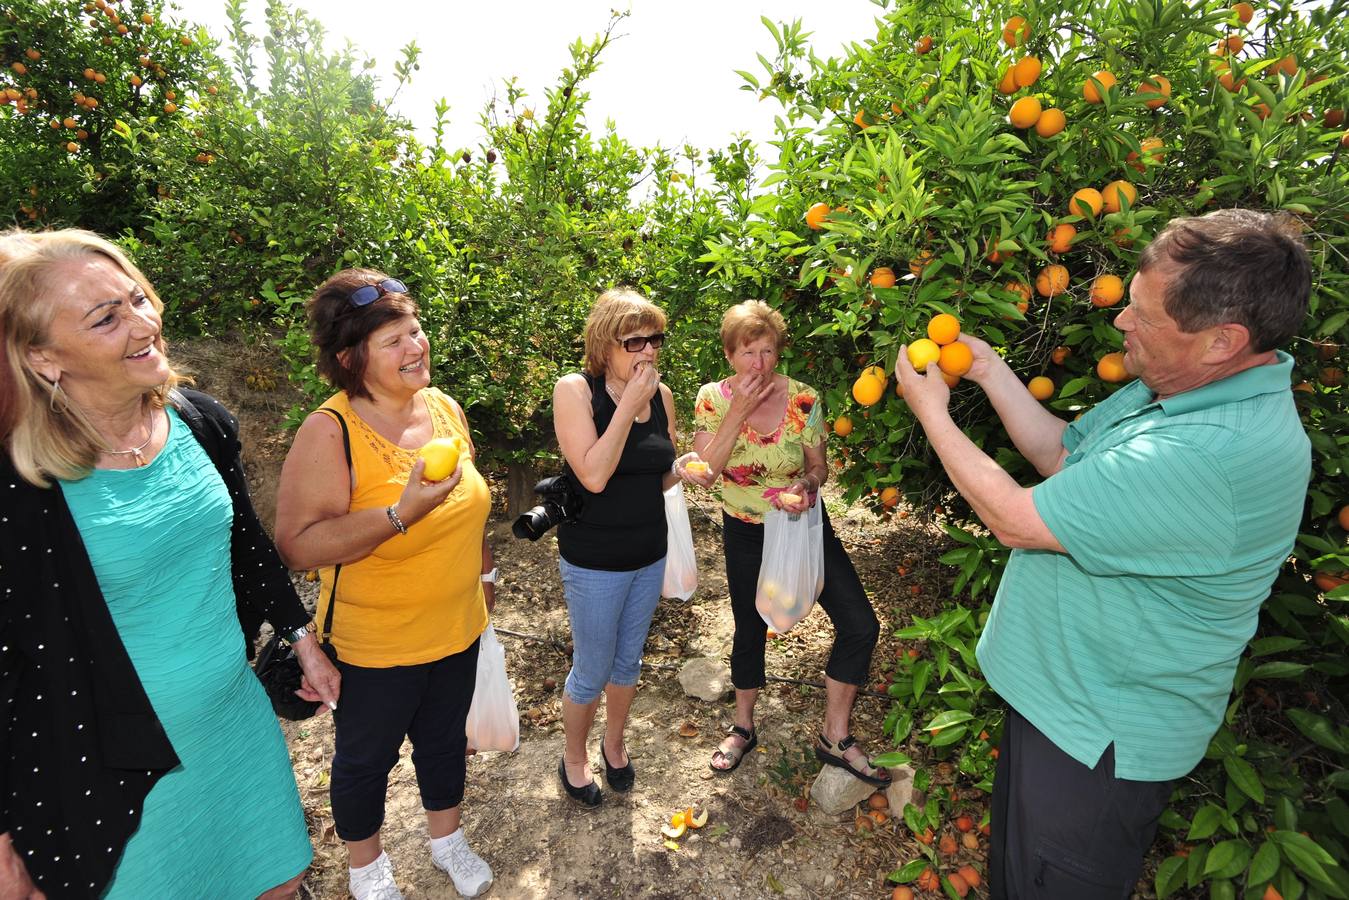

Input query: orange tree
[706,2,1349,897]
[0,0,213,233]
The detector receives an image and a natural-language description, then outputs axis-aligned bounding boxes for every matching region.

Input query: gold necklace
[102,406,157,467]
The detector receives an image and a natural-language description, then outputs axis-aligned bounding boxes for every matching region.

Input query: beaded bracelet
[386,504,408,535]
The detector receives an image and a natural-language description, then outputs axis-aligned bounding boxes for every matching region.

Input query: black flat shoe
[558,757,602,807]
[601,743,635,792]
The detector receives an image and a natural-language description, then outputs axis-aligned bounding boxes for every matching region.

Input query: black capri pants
[722,505,878,689]
[330,638,479,843]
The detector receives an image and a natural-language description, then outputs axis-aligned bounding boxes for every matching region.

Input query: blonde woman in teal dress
[0,229,339,898]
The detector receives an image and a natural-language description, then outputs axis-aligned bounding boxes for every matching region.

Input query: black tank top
[557,373,675,571]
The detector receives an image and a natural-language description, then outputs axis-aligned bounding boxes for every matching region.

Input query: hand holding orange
[419,437,466,482]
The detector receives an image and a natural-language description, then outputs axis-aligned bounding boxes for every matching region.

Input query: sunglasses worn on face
[348,278,408,307]
[619,333,665,352]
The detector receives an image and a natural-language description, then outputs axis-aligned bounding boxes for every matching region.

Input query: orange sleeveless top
[316,388,489,667]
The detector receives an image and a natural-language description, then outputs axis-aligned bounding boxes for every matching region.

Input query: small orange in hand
[1091,274,1125,307]
[908,339,942,373]
[1027,376,1054,401]
[927,313,961,345]
[1097,352,1130,382]
[939,342,974,377]
[1008,96,1042,129]
[1083,70,1117,103]
[805,202,830,230]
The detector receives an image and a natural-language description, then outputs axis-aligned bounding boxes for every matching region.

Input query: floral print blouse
[693,376,825,524]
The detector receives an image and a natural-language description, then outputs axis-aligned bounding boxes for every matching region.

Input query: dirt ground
[172,335,1168,900]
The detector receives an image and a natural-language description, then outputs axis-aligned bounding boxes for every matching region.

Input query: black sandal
[815,733,892,787]
[601,743,635,793]
[709,724,758,773]
[558,757,602,807]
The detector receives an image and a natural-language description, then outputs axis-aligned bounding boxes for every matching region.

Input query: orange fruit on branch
[1013,55,1042,88]
[1047,223,1077,253]
[1035,264,1070,297]
[1034,107,1066,137]
[909,250,934,277]
[1006,280,1032,303]
[1008,96,1042,128]
[1051,346,1071,365]
[1097,352,1129,382]
[1083,70,1117,103]
[805,202,830,230]
[915,36,933,55]
[852,374,885,406]
[1002,16,1030,48]
[1232,1,1254,23]
[1138,75,1171,108]
[939,342,974,377]
[1027,376,1055,400]
[997,67,1019,95]
[1069,187,1104,218]
[870,267,896,288]
[1091,274,1125,307]
[927,313,961,345]
[1102,180,1137,213]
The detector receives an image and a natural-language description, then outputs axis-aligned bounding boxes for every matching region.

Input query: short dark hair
[307,268,418,400]
[1138,209,1310,352]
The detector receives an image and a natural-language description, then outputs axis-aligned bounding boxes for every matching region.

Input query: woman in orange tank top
[274,270,494,900]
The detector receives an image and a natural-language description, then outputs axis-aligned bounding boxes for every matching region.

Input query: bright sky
[169,0,884,161]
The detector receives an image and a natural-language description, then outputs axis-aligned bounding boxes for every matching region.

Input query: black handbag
[254,406,351,720]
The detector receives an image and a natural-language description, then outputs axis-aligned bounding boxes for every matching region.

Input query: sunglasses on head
[348,278,408,308]
[619,333,666,352]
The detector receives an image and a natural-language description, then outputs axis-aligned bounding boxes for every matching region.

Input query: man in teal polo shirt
[894,209,1312,899]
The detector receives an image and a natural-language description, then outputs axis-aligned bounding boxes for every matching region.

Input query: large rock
[811,762,917,816]
[678,657,733,701]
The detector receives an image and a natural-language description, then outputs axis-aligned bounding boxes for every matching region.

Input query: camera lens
[511,505,553,541]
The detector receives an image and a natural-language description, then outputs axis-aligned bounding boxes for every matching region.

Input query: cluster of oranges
[906,313,972,385]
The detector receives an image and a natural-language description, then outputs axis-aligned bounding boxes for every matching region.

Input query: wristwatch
[480,567,499,584]
[282,620,317,646]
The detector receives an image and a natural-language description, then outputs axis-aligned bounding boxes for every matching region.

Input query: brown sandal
[815,733,892,786]
[710,724,757,773]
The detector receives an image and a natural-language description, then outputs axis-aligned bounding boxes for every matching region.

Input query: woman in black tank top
[551,289,688,807]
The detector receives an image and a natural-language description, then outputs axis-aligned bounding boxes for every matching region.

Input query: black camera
[511,474,584,540]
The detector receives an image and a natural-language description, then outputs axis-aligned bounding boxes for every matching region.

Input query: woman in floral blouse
[680,301,889,783]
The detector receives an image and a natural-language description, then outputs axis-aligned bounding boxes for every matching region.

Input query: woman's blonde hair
[721,300,787,355]
[582,287,667,377]
[0,228,188,486]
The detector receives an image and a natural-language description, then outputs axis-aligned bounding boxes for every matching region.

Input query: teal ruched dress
[61,408,312,898]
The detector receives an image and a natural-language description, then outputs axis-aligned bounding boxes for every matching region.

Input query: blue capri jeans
[559,556,665,704]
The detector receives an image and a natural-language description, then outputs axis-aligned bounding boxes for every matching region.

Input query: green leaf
[1248,840,1280,885]
[925,709,975,730]
[1203,839,1251,880]
[1286,709,1349,754]
[1188,804,1225,841]
[872,751,912,768]
[1156,855,1187,898]
[1223,755,1266,804]
[1251,661,1310,680]
[888,858,930,883]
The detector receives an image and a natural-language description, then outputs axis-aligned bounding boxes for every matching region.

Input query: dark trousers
[989,707,1173,900]
[721,507,878,688]
[330,639,480,842]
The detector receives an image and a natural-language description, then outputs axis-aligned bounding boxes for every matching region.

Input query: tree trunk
[505,460,542,520]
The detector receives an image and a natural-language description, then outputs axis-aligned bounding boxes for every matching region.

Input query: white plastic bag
[465,625,520,752]
[662,482,699,600]
[755,503,825,634]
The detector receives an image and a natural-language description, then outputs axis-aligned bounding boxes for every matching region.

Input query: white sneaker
[349,851,404,900]
[430,828,494,897]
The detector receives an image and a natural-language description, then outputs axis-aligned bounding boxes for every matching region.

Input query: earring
[48,376,70,414]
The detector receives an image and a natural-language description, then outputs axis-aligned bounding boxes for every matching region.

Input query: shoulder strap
[313,406,353,644]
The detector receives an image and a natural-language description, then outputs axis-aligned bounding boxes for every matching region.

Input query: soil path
[173,338,980,899]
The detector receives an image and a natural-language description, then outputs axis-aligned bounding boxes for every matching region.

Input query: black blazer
[0,388,308,898]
